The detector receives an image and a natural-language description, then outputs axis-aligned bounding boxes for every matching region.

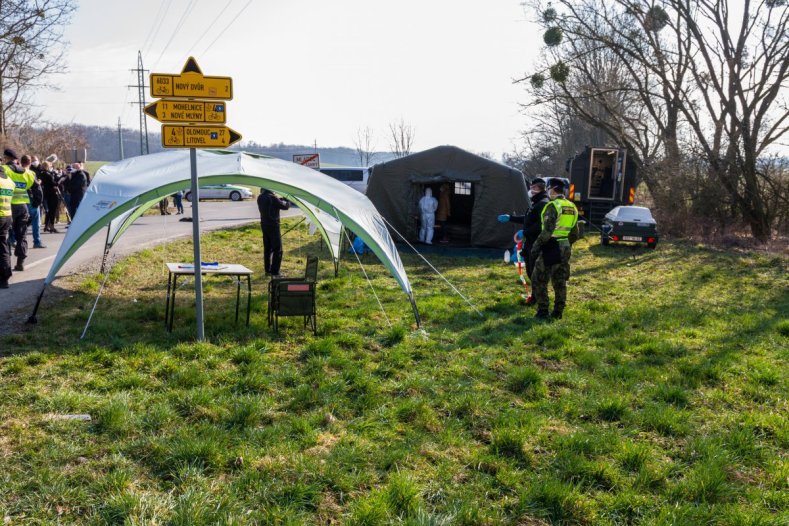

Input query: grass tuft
[595,397,629,422]
[385,474,422,518]
[490,428,530,463]
[506,366,546,400]
[381,324,407,347]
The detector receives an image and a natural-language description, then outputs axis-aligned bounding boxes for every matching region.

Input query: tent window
[454,182,472,195]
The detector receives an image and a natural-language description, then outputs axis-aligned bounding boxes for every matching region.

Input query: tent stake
[190,148,205,341]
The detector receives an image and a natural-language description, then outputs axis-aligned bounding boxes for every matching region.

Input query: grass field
[1,221,787,525]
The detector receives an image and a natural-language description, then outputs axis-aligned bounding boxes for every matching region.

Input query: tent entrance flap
[417,181,475,246]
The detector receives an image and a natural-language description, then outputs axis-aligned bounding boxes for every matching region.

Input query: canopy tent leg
[335,226,344,277]
[408,292,421,328]
[26,285,47,324]
[100,223,112,274]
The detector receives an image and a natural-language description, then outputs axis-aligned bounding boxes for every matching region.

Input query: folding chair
[268,255,318,335]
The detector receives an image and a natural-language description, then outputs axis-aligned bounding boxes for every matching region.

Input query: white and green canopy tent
[30,149,420,325]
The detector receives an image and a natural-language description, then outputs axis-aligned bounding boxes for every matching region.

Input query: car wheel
[184,191,192,202]
[229,191,241,201]
[647,241,657,249]
[601,234,610,246]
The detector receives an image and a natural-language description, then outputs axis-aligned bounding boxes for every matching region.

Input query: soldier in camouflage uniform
[530,179,579,320]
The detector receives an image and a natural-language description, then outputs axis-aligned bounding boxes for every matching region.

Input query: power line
[142,0,173,58]
[140,0,169,55]
[186,0,235,56]
[154,0,198,69]
[201,0,253,55]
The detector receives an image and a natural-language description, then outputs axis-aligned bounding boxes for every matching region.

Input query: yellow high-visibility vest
[0,175,14,218]
[4,165,34,205]
[540,197,578,239]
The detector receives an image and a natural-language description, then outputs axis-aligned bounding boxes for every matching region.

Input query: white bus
[318,167,370,194]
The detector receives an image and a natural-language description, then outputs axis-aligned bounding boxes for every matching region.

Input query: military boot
[551,310,563,320]
[14,259,24,272]
[535,309,550,320]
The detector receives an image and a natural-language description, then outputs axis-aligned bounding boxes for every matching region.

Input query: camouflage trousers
[532,244,572,313]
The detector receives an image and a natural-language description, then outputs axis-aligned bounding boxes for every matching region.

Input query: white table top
[166,263,253,275]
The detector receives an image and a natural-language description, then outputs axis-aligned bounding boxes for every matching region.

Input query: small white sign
[293,153,320,169]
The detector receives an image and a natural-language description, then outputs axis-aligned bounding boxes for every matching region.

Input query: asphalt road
[0,199,300,330]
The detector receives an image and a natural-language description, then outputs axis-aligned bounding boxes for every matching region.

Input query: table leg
[246,275,251,326]
[267,279,272,327]
[169,275,178,332]
[165,272,172,328]
[235,276,241,323]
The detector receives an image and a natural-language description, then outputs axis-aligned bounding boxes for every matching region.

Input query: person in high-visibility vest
[0,160,16,288]
[4,149,34,272]
[2,148,27,286]
[530,179,579,320]
[497,177,551,305]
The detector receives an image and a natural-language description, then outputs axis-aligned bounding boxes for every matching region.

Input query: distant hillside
[77,124,395,167]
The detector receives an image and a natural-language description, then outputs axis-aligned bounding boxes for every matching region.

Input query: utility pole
[117,118,125,160]
[129,51,150,156]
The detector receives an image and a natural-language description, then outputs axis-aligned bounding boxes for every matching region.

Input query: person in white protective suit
[418,187,438,244]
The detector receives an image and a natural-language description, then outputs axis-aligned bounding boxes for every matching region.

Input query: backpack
[28,180,44,207]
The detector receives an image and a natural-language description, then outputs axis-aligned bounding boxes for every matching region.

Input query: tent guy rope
[380,216,483,318]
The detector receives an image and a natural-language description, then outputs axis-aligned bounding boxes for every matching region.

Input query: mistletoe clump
[550,61,570,83]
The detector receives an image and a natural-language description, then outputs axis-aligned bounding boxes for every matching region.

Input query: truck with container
[565,146,639,227]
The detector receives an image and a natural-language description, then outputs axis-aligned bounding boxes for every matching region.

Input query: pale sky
[33,0,542,158]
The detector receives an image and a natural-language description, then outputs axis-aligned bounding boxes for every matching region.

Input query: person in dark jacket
[497,177,551,304]
[173,190,184,214]
[26,157,46,248]
[39,161,62,233]
[257,188,290,276]
[66,162,89,219]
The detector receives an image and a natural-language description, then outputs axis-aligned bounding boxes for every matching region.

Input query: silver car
[183,184,253,202]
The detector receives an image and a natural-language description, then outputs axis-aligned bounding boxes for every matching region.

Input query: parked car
[601,205,659,249]
[183,184,253,202]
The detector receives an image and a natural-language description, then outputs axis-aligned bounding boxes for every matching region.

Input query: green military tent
[365,146,527,248]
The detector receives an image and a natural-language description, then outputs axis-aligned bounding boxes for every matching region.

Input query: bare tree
[353,126,377,166]
[0,0,77,137]
[13,120,87,162]
[522,0,789,241]
[388,118,415,158]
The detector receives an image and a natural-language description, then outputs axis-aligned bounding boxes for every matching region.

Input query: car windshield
[617,207,652,220]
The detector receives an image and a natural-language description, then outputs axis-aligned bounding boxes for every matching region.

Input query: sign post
[147,57,240,340]
[189,147,205,340]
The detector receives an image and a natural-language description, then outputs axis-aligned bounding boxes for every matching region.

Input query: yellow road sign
[161,125,242,148]
[150,57,233,100]
[144,99,227,123]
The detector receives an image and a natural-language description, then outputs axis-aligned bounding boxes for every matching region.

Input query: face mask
[32,161,39,167]
[527,190,534,198]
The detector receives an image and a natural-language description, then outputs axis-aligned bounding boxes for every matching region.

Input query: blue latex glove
[497,214,510,223]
